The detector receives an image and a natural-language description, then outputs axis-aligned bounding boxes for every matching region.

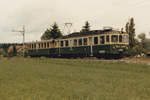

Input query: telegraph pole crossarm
[12,25,25,57]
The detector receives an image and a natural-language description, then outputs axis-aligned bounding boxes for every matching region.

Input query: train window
[119,35,123,42]
[94,37,98,45]
[123,35,129,43]
[74,39,77,46]
[30,44,32,49]
[111,35,118,42]
[106,35,110,42]
[79,39,82,46]
[70,40,73,47]
[44,43,46,48]
[100,36,105,44]
[34,44,36,49]
[89,37,92,45]
[65,40,69,47]
[60,41,64,47]
[83,38,88,45]
[47,42,49,48]
[55,41,58,47]
[31,44,33,49]
[41,43,43,48]
[37,44,39,48]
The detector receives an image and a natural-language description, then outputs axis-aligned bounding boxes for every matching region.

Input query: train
[25,28,129,58]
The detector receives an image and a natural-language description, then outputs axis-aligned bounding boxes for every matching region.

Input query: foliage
[126,39,142,56]
[80,21,90,33]
[126,32,150,56]
[41,22,63,40]
[0,49,7,57]
[138,33,150,52]
[125,18,136,48]
[124,18,148,56]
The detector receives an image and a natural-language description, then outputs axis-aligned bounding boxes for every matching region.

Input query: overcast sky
[0,0,150,43]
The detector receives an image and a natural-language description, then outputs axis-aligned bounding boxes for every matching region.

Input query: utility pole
[12,25,25,57]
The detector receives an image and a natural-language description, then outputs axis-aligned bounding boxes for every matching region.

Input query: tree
[138,33,150,53]
[41,22,63,40]
[125,22,129,34]
[80,21,90,33]
[125,18,136,48]
[41,29,51,40]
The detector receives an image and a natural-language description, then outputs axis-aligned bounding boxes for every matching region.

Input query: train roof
[27,29,127,43]
[59,29,126,39]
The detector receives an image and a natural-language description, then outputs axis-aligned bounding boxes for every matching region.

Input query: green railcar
[26,29,129,58]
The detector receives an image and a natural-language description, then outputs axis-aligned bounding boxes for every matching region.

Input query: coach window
[34,44,36,49]
[31,44,33,49]
[79,39,82,46]
[47,42,49,48]
[74,39,77,46]
[100,36,105,44]
[44,43,46,48]
[29,44,31,49]
[106,35,110,42]
[83,38,87,45]
[32,44,34,49]
[119,35,123,42]
[123,35,129,43]
[38,43,40,48]
[94,37,98,45]
[60,41,64,47]
[70,40,73,47]
[33,44,35,49]
[65,40,69,47]
[41,43,43,48]
[54,41,57,47]
[111,35,118,42]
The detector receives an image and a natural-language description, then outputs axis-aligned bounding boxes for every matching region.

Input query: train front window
[79,39,82,46]
[94,37,98,45]
[83,38,87,45]
[60,41,64,47]
[111,35,118,42]
[119,35,123,42]
[65,40,69,47]
[106,35,110,42]
[122,35,129,43]
[100,36,105,44]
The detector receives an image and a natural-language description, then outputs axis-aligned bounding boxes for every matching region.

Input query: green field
[0,58,150,100]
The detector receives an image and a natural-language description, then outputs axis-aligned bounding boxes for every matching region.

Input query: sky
[0,0,150,43]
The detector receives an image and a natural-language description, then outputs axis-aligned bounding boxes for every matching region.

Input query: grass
[0,57,150,100]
